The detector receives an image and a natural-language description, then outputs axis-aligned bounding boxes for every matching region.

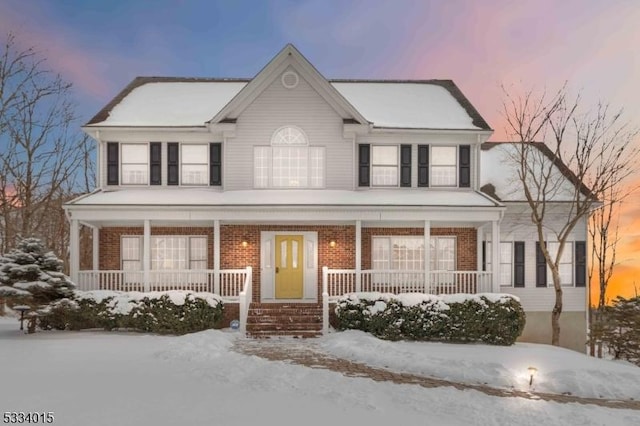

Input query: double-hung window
[486,242,514,286]
[431,146,457,187]
[372,236,456,271]
[150,236,208,270]
[121,144,149,185]
[254,126,324,188]
[547,242,573,286]
[371,146,398,186]
[181,145,208,185]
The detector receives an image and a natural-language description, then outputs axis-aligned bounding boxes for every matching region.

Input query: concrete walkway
[233,338,640,411]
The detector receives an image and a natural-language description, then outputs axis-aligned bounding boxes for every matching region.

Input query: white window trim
[120,142,150,186]
[372,235,457,271]
[120,235,209,270]
[547,241,574,287]
[430,145,458,188]
[487,241,514,287]
[253,145,326,189]
[371,145,400,188]
[180,143,209,187]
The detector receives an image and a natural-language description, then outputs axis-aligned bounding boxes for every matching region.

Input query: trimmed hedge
[335,292,525,345]
[39,290,224,335]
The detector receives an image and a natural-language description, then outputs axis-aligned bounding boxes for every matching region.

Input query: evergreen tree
[600,296,640,366]
[0,237,75,304]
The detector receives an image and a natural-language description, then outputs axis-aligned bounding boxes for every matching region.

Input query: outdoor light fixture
[241,241,248,248]
[528,366,538,387]
[329,240,336,248]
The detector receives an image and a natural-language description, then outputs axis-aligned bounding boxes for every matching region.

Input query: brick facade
[98,225,477,302]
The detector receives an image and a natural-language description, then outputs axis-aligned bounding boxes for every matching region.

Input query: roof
[66,188,501,208]
[481,142,594,200]
[85,48,490,131]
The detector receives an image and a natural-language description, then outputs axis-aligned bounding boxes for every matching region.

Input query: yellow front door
[275,235,304,299]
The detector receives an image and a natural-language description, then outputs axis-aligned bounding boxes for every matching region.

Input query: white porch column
[213,219,220,295]
[424,220,431,292]
[69,219,79,284]
[491,220,500,292]
[476,225,484,273]
[355,220,361,292]
[143,220,150,292]
[92,226,99,271]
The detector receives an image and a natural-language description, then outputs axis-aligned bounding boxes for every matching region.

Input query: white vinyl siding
[431,146,457,187]
[371,146,398,187]
[181,144,208,186]
[121,144,148,185]
[226,70,350,190]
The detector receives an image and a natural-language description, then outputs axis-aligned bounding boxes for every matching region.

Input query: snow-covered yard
[0,316,638,426]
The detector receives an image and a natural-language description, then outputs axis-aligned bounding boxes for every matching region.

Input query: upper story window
[372,146,398,186]
[431,146,457,187]
[121,144,149,185]
[359,144,468,188]
[181,144,208,186]
[107,142,222,187]
[254,126,324,188]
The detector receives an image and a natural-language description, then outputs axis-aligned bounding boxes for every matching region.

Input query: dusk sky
[2,0,639,303]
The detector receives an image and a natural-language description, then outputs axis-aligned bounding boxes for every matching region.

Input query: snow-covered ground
[0,316,638,426]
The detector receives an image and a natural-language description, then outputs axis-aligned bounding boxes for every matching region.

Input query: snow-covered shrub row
[334,292,525,345]
[40,290,224,334]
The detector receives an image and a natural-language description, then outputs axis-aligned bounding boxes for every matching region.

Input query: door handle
[276,267,279,274]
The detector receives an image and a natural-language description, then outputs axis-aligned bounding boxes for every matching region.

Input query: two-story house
[64,45,588,351]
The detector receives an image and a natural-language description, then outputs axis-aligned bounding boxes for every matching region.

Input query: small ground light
[528,367,538,387]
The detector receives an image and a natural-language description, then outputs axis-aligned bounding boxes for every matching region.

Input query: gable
[209,44,367,124]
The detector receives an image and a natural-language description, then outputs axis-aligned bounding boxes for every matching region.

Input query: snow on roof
[332,82,480,130]
[87,79,488,130]
[480,143,584,202]
[100,81,248,127]
[68,188,499,208]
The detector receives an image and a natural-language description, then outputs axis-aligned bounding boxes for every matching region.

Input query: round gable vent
[281,71,299,89]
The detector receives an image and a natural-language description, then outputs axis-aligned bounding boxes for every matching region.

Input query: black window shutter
[167,143,179,185]
[150,142,161,185]
[358,144,370,187]
[575,241,586,287]
[514,241,525,287]
[482,241,486,271]
[400,144,411,187]
[107,142,119,185]
[536,241,547,287]
[418,145,429,187]
[210,143,222,186]
[459,145,471,188]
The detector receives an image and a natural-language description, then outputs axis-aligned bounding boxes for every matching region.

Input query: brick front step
[246,302,323,338]
[247,330,322,339]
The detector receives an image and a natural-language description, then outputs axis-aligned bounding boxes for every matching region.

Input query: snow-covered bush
[39,290,224,334]
[334,292,525,345]
[0,238,74,303]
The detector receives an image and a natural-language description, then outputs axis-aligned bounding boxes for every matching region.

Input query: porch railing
[322,267,493,334]
[324,268,493,301]
[76,268,252,301]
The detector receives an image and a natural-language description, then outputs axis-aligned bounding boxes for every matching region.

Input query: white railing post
[424,220,431,293]
[322,266,329,335]
[239,266,252,335]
